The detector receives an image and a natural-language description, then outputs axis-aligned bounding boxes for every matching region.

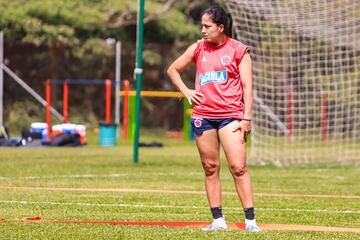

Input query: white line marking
[0,200,359,214]
[0,172,203,180]
[2,186,360,199]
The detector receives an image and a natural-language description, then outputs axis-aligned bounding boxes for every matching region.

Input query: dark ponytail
[226,13,233,38]
[201,6,233,37]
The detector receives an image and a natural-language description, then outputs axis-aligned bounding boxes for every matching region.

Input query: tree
[0,0,218,130]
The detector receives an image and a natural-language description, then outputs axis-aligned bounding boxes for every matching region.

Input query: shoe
[245,219,261,232]
[201,217,228,231]
[245,225,261,232]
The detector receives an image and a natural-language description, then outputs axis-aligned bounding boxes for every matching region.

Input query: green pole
[133,0,145,164]
[128,95,136,141]
[183,100,191,141]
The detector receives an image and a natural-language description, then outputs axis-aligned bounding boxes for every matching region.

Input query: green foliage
[0,0,105,46]
[156,7,201,44]
[68,109,99,130]
[0,0,217,133]
[73,38,113,58]
[5,100,45,136]
[142,49,161,66]
[0,0,201,46]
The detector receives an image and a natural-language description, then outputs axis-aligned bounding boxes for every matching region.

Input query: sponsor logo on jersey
[220,55,231,66]
[199,70,228,86]
[194,118,202,128]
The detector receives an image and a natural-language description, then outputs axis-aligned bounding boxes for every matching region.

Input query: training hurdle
[120,80,193,142]
[45,79,114,142]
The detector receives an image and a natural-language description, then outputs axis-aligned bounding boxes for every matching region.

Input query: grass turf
[0,132,359,239]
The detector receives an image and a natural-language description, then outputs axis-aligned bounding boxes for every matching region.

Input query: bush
[5,100,46,136]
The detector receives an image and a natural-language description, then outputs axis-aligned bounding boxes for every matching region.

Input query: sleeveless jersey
[192,37,250,119]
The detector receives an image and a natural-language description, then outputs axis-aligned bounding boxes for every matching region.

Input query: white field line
[1,186,360,199]
[0,173,203,180]
[0,173,350,180]
[0,200,359,215]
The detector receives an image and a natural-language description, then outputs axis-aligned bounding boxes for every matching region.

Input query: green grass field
[0,132,359,239]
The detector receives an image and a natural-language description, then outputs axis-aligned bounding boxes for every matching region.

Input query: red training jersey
[192,37,250,119]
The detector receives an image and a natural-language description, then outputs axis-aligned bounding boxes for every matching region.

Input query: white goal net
[226,0,360,165]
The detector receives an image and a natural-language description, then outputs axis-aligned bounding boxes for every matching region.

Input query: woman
[167,6,260,232]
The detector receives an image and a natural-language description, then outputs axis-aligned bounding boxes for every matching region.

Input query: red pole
[105,79,111,124]
[63,80,68,123]
[46,79,51,141]
[322,93,327,143]
[287,89,293,140]
[123,80,129,141]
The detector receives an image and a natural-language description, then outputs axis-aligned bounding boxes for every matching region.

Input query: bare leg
[218,121,254,208]
[195,129,221,208]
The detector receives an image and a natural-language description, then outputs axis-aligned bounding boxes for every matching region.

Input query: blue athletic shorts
[190,118,236,136]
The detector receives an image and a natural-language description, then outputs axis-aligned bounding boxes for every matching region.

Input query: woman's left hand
[232,120,251,143]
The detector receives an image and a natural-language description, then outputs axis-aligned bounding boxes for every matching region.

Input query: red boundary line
[1,217,360,233]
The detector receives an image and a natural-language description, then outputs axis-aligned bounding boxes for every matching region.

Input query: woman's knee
[230,164,247,177]
[201,161,220,176]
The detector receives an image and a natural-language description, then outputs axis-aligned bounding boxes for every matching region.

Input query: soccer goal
[226,0,360,165]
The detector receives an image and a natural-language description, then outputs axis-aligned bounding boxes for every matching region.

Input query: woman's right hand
[182,88,204,105]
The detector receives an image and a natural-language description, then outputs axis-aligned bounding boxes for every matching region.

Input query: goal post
[226,0,360,165]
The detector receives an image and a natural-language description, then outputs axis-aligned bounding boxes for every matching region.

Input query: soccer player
[167,6,260,232]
